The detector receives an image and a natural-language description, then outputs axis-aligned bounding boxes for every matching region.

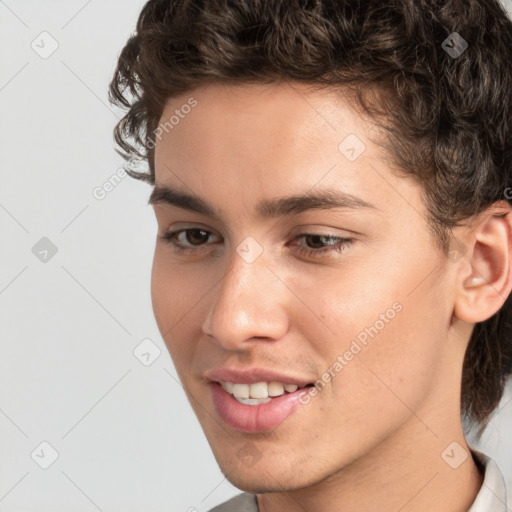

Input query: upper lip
[204,367,315,386]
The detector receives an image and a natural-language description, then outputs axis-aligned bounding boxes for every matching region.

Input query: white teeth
[220,382,234,393]
[268,381,285,397]
[249,382,269,399]
[232,383,250,399]
[220,380,304,402]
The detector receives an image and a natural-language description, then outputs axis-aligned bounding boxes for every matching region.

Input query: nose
[202,248,289,350]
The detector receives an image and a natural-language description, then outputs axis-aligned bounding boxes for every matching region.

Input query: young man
[109,1,512,510]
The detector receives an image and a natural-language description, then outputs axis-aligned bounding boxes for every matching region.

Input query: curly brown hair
[109,0,512,437]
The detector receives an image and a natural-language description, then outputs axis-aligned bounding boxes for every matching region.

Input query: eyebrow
[148,184,380,219]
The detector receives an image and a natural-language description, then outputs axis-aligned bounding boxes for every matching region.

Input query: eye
[159,228,353,258]
[288,233,353,258]
[159,228,220,254]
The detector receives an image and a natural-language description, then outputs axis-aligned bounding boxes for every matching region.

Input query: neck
[257,414,484,512]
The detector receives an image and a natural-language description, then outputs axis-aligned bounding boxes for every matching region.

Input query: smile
[219,380,310,404]
[210,381,315,433]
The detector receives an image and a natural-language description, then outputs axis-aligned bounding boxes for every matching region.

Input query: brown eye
[289,233,354,258]
[159,228,220,253]
[181,229,210,245]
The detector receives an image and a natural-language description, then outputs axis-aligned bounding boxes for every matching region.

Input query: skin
[149,81,512,512]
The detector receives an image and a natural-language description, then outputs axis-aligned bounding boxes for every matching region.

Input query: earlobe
[453,203,512,324]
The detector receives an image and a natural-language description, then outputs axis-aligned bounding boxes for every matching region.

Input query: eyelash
[159,228,353,258]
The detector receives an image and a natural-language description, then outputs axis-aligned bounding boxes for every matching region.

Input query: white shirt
[208,448,510,512]
[467,448,510,511]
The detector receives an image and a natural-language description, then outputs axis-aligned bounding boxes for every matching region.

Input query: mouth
[208,379,316,433]
[218,380,315,405]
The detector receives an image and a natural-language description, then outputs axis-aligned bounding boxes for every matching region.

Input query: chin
[223,471,304,494]
[216,455,322,494]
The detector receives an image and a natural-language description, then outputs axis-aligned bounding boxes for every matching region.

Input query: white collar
[467,448,509,511]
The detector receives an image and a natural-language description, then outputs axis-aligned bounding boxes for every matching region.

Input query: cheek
[150,251,203,361]
[150,251,175,334]
[151,249,204,319]
[291,254,450,414]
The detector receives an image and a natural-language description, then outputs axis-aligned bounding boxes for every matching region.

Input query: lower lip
[210,382,307,433]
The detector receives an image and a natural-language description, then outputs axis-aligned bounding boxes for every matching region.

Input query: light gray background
[1,1,511,511]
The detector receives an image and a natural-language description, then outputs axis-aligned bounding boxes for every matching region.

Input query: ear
[453,200,512,324]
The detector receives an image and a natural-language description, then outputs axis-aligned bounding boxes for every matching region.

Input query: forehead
[155,81,370,161]
[152,81,420,225]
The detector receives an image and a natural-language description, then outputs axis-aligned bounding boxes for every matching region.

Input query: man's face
[150,82,461,491]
